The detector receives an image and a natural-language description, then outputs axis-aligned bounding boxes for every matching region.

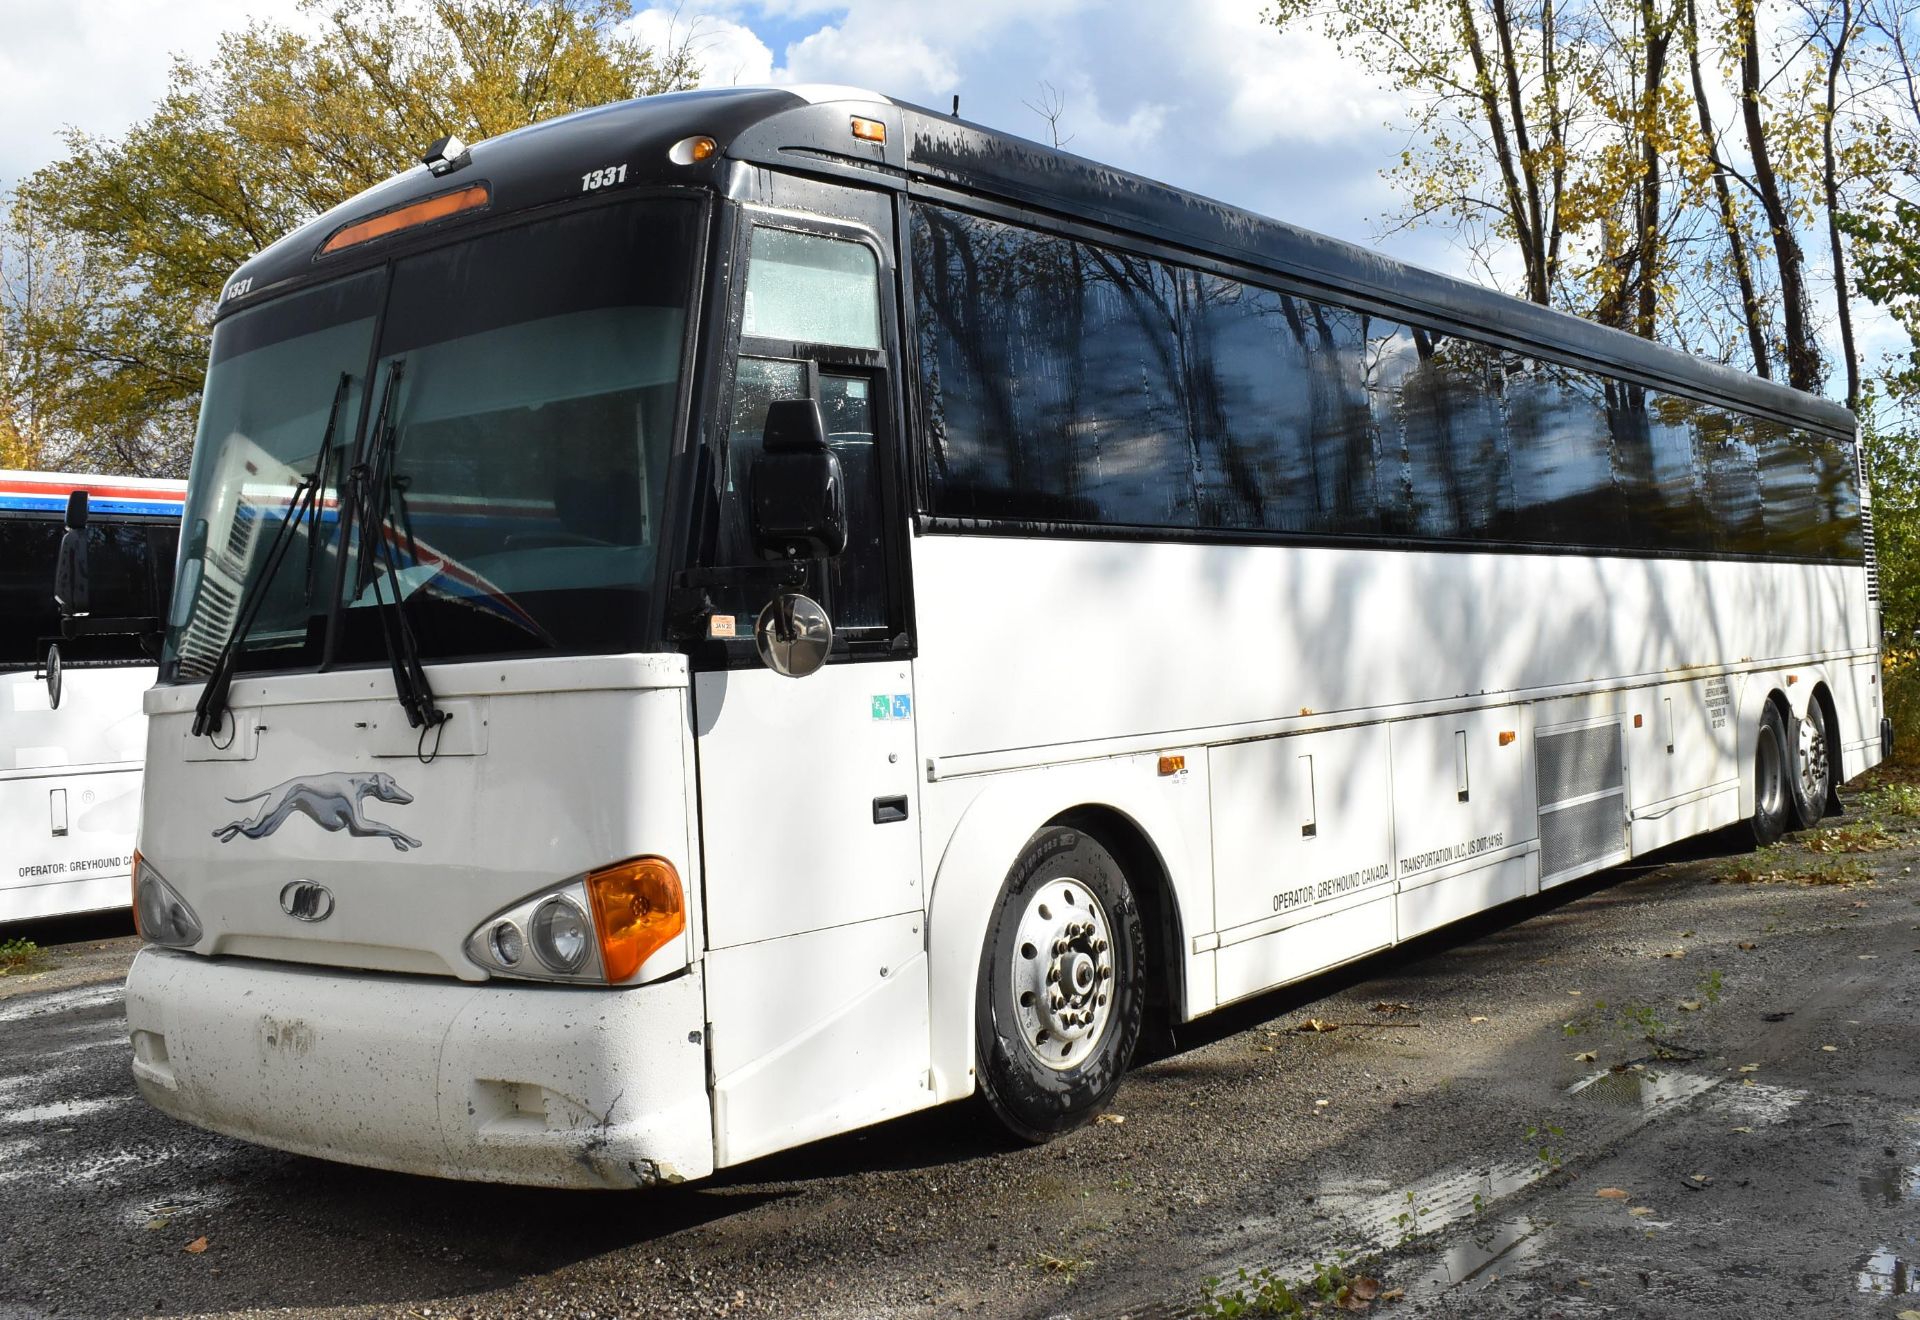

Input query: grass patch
[1713,850,1875,888]
[0,938,49,976]
[1803,819,1905,853]
[1857,781,1920,819]
[1198,1259,1392,1317]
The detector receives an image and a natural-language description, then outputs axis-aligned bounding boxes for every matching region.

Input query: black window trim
[900,194,1865,569]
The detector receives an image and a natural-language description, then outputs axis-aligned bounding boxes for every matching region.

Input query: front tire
[1749,703,1793,848]
[975,826,1145,1142]
[1787,698,1834,829]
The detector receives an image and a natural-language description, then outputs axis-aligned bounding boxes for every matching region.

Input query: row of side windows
[908,203,1863,560]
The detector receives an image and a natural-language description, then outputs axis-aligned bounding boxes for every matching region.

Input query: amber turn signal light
[585,856,685,981]
[320,183,489,254]
[851,116,887,142]
[1158,755,1185,776]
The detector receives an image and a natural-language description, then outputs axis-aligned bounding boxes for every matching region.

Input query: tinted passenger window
[910,202,1862,562]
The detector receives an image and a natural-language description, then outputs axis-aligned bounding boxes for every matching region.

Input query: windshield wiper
[350,359,449,733]
[192,372,352,739]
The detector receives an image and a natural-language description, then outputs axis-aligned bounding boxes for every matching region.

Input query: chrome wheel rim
[1798,706,1831,806]
[1010,877,1115,1071]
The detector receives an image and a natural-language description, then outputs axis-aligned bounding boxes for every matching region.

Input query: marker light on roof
[319,184,490,255]
[668,135,718,165]
[850,116,886,143]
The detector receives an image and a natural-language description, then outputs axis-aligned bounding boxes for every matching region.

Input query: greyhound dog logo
[213,772,421,852]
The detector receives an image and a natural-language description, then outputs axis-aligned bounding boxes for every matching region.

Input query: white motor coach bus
[117,87,1885,1188]
[2,470,183,924]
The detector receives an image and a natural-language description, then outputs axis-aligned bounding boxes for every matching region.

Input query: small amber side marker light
[668,135,718,165]
[586,856,685,982]
[129,849,146,938]
[1158,755,1186,776]
[1498,731,1516,746]
[1786,673,1799,685]
[320,184,489,254]
[851,116,887,143]
[1634,713,1644,728]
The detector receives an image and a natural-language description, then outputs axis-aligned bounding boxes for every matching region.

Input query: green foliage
[0,938,47,975]
[3,0,697,476]
[1197,1257,1386,1318]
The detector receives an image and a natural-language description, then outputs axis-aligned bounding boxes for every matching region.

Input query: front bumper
[126,947,713,1188]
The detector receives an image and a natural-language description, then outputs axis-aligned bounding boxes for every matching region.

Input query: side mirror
[751,399,847,559]
[44,643,63,710]
[54,493,91,618]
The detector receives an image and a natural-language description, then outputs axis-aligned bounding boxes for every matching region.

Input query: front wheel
[975,826,1146,1142]
[1749,703,1793,848]
[1788,698,1834,830]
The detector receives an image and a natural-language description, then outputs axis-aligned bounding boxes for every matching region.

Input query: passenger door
[690,208,932,1167]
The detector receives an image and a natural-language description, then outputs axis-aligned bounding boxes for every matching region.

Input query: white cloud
[627,6,775,87]
[0,0,308,192]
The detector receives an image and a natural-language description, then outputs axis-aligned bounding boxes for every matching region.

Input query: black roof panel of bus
[219,85,1856,436]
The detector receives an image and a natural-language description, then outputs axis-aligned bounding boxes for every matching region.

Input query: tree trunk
[1737,0,1822,391]
[1687,0,1770,376]
[1822,0,1861,411]
[1636,0,1676,340]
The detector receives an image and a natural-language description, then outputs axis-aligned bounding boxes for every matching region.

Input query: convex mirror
[754,592,832,678]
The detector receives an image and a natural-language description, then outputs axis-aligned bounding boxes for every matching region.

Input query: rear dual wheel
[975,827,1145,1142]
[1788,697,1835,829]
[1750,697,1836,847]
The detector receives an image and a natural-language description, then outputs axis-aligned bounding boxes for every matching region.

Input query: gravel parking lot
[5,774,1920,1319]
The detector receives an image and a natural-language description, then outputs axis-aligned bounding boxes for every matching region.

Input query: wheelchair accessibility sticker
[871,694,912,721]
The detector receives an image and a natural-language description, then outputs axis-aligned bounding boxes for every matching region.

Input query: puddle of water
[0,1096,129,1125]
[1411,1217,1549,1293]
[1566,1067,1717,1111]
[1859,1246,1916,1294]
[1712,1081,1806,1129]
[1860,1164,1920,1206]
[0,983,122,1025]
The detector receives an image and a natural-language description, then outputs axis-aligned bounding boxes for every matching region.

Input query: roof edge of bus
[212,85,1856,436]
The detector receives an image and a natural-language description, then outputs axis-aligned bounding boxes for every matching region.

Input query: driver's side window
[711,225,891,639]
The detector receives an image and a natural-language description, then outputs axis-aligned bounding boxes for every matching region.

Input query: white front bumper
[126,948,713,1188]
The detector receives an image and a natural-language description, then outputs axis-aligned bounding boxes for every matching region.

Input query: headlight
[529,898,591,974]
[132,852,203,948]
[464,856,685,985]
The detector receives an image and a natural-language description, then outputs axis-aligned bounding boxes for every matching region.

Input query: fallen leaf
[1568,990,1583,996]
[1738,942,1758,951]
[1629,1206,1655,1217]
[1681,929,1696,938]
[183,1237,209,1255]
[1678,1000,1703,1012]
[1896,1310,1920,1320]
[1094,1113,1126,1126]
[1379,1288,1405,1302]
[1314,1098,1331,1107]
[1821,1044,1839,1052]
[1596,1187,1630,1199]
[1730,1126,1754,1134]
[145,1217,171,1231]
[1370,1001,1415,1015]
[1350,1276,1382,1300]
[1469,1015,1489,1024]
[1738,1063,1761,1073]
[1573,1050,1597,1063]
[1658,948,1687,958]
[1860,954,1880,960]
[1297,1018,1340,1034]
[1690,1173,1712,1184]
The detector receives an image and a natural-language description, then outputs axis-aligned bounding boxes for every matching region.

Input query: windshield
[162,198,699,682]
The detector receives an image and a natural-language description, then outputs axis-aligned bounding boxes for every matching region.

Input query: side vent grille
[1858,441,1880,604]
[1536,722,1628,885]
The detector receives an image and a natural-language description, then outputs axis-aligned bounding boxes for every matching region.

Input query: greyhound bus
[1,470,183,924]
[115,86,1884,1187]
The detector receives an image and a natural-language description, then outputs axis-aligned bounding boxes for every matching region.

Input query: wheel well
[1050,805,1184,1033]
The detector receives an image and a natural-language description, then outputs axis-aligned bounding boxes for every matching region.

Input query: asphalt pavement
[4,775,1920,1319]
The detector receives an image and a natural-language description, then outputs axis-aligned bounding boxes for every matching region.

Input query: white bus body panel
[1,667,152,922]
[910,533,1879,1096]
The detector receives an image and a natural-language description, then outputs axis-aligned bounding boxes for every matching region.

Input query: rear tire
[975,826,1145,1143]
[1787,697,1834,830]
[1749,703,1793,848]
